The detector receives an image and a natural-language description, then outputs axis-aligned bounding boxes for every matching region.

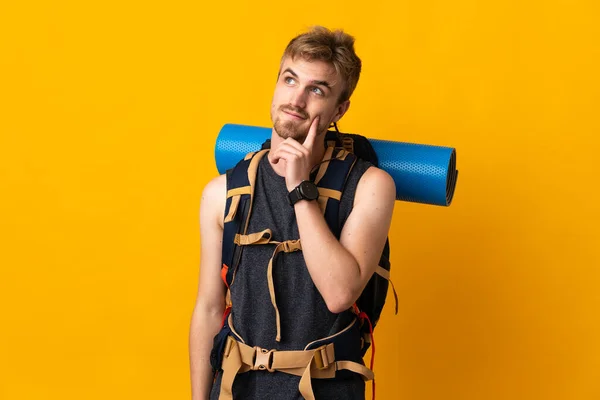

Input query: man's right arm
[189,174,227,400]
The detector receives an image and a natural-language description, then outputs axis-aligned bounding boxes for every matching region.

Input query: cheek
[272,91,288,113]
[317,105,337,123]
[319,118,331,133]
[271,86,283,105]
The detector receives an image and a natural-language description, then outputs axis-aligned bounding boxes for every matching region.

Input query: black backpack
[220,128,397,356]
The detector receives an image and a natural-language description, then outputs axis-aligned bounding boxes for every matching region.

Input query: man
[190,26,395,400]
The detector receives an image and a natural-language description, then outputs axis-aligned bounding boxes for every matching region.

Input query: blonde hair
[282,26,362,103]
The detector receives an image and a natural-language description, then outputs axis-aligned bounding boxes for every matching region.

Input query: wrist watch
[288,180,319,206]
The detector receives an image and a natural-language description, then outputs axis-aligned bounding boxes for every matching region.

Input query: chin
[273,119,308,141]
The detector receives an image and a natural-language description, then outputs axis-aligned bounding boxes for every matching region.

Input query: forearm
[294,199,363,313]
[269,126,394,314]
[189,302,224,400]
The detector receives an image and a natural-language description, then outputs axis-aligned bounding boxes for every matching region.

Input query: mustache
[280,106,309,119]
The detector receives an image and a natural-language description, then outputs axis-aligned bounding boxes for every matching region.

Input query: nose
[289,86,307,109]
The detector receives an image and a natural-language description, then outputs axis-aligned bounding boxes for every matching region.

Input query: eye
[311,87,324,96]
[284,77,296,85]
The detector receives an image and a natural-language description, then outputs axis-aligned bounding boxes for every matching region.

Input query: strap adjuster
[252,347,275,372]
[313,346,331,370]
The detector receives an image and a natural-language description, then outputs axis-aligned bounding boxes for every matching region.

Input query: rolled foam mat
[215,124,458,206]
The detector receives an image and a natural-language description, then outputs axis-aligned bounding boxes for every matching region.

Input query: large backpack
[219,128,397,357]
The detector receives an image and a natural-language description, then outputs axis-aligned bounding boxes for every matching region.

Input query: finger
[270,145,300,164]
[274,147,303,162]
[270,148,282,164]
[303,116,320,150]
[282,139,310,156]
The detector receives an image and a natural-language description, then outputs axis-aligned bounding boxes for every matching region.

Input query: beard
[272,105,311,141]
[273,118,308,140]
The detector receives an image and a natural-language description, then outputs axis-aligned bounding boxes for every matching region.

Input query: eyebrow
[282,68,332,90]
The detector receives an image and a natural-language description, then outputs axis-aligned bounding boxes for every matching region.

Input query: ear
[332,100,351,123]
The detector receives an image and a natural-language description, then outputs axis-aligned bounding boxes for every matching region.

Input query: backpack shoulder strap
[314,145,358,238]
[221,149,269,288]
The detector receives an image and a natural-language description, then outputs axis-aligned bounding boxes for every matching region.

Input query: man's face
[270,56,350,143]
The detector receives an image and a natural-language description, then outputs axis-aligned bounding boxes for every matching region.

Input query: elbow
[324,290,356,314]
[322,260,363,314]
[326,302,351,314]
[191,298,226,330]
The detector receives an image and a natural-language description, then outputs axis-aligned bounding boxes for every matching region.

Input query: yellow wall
[1,1,599,399]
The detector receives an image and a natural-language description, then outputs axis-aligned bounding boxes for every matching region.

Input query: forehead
[279,56,340,87]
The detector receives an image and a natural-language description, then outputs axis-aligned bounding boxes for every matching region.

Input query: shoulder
[338,158,394,227]
[354,165,396,208]
[200,174,227,229]
[202,174,226,200]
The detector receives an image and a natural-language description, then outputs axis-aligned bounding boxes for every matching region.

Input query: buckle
[313,346,331,370]
[253,347,275,372]
[281,240,301,253]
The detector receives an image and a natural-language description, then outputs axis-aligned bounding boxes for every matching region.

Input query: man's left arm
[294,166,396,313]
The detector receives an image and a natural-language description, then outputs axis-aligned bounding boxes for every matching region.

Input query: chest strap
[219,316,374,400]
[234,228,301,342]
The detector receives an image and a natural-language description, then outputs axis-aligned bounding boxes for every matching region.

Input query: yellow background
[1,0,599,399]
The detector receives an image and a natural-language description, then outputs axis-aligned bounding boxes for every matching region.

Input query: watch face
[300,181,319,200]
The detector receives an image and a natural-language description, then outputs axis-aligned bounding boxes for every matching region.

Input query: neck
[268,128,326,178]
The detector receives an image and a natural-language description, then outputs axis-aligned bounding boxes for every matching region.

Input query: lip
[283,110,306,120]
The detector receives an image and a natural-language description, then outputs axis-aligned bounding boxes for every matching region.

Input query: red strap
[221,264,229,288]
[221,306,231,328]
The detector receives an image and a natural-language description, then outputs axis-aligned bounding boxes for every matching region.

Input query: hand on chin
[270,117,320,191]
